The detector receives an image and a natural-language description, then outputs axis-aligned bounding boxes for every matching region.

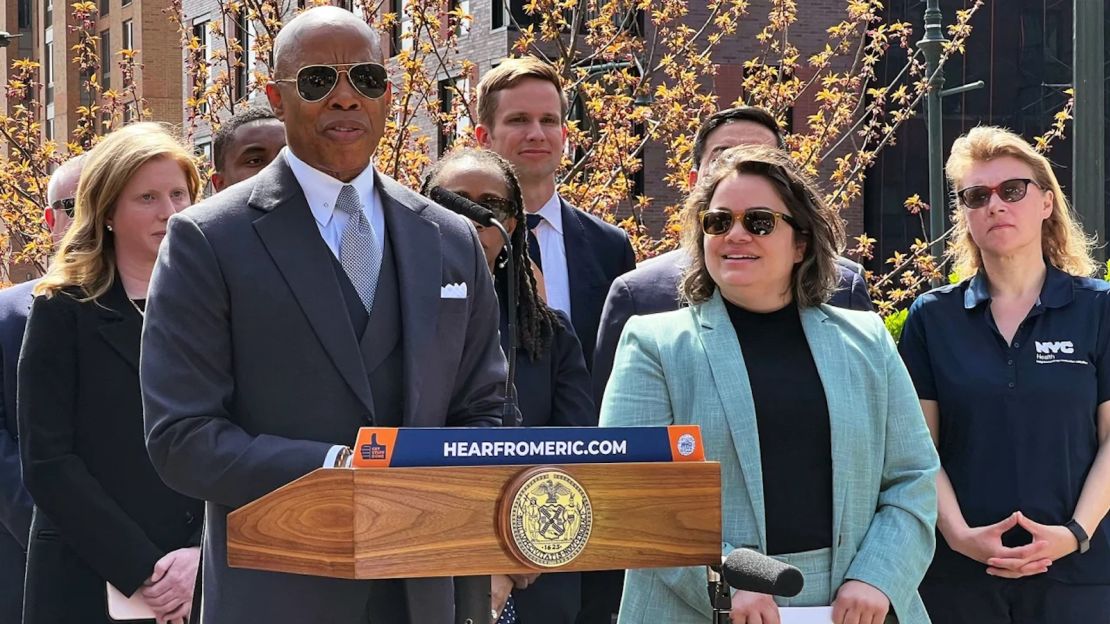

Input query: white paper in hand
[780,606,834,624]
[106,583,156,621]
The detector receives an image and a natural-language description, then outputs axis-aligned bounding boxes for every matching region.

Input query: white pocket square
[440,282,468,299]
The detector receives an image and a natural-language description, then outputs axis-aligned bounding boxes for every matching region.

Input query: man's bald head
[46,153,86,243]
[272,7,384,78]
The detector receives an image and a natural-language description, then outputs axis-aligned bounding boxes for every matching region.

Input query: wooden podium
[226,462,721,579]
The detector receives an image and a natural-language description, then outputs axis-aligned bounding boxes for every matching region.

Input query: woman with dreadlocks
[423,147,594,624]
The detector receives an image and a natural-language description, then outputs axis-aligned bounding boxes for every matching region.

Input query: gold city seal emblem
[503,469,592,568]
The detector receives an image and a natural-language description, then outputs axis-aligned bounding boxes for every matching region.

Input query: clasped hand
[141,547,200,624]
[950,511,1079,579]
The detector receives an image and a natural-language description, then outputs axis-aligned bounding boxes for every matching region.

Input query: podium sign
[226,427,721,580]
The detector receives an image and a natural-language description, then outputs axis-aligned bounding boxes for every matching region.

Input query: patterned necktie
[525,213,543,272]
[496,594,517,624]
[335,184,381,313]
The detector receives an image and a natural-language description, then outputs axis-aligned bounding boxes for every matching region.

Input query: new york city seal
[500,468,593,568]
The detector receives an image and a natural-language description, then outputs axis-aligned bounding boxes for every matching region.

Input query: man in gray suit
[140,8,506,623]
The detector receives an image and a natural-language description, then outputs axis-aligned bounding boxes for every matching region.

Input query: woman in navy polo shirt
[899,126,1110,622]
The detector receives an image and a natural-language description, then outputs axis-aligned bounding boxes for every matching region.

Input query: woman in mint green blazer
[599,145,939,624]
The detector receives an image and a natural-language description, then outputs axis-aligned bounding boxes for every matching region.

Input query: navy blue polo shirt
[899,264,1110,584]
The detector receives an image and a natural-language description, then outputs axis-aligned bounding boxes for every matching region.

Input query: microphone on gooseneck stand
[429,187,521,428]
[707,549,805,622]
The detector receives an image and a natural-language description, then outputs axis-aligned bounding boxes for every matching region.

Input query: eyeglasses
[956,178,1040,209]
[700,208,803,237]
[455,193,517,222]
[274,63,388,102]
[50,198,76,217]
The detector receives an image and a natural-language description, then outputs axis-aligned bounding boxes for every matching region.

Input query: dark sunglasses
[956,178,1040,209]
[700,208,803,237]
[455,193,517,221]
[50,198,75,217]
[274,63,388,102]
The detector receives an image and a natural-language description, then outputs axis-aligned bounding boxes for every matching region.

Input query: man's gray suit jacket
[140,157,507,624]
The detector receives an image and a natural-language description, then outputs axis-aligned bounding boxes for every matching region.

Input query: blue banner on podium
[352,425,705,468]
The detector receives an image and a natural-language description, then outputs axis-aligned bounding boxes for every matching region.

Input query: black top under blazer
[18,278,202,624]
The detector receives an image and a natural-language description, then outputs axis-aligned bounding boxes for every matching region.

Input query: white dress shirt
[283,147,385,258]
[531,192,571,317]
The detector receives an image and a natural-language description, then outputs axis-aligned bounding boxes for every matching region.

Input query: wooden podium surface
[227,462,721,579]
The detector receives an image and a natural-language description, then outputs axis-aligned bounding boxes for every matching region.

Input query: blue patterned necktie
[525,213,543,272]
[335,184,381,313]
[496,594,518,624]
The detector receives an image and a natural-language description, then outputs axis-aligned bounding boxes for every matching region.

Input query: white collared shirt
[283,147,385,258]
[531,192,571,316]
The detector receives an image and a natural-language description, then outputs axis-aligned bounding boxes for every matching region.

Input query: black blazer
[499,295,595,428]
[560,199,637,368]
[0,280,35,547]
[0,279,36,623]
[141,157,507,624]
[18,279,203,624]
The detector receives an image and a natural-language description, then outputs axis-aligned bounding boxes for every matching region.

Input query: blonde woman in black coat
[19,123,205,624]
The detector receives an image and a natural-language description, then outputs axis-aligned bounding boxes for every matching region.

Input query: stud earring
[106,224,113,232]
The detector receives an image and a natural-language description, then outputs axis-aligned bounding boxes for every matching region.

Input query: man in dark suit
[593,107,874,407]
[475,57,636,374]
[0,155,83,623]
[474,56,636,624]
[140,8,507,623]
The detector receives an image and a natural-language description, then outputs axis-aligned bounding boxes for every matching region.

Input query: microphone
[429,187,496,227]
[721,549,804,597]
[428,186,522,428]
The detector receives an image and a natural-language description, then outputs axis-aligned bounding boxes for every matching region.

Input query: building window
[192,20,212,112]
[18,0,31,29]
[44,0,52,25]
[507,0,535,29]
[45,117,54,141]
[122,0,131,6]
[390,0,411,54]
[492,0,504,29]
[44,41,54,104]
[234,16,257,101]
[438,75,471,155]
[100,30,111,89]
[449,0,470,36]
[100,0,109,16]
[122,19,133,50]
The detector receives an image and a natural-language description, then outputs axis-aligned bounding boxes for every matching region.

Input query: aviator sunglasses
[274,62,388,102]
[50,198,76,218]
[700,208,803,237]
[956,178,1040,210]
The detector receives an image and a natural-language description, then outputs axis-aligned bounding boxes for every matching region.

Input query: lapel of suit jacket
[560,199,606,328]
[377,173,439,427]
[695,290,767,551]
[95,278,142,373]
[249,157,375,417]
[799,305,851,556]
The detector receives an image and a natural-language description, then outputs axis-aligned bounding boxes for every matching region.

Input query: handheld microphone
[429,187,496,227]
[428,186,521,428]
[721,549,804,597]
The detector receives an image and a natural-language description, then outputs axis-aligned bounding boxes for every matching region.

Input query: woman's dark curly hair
[679,145,845,308]
[421,148,559,361]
